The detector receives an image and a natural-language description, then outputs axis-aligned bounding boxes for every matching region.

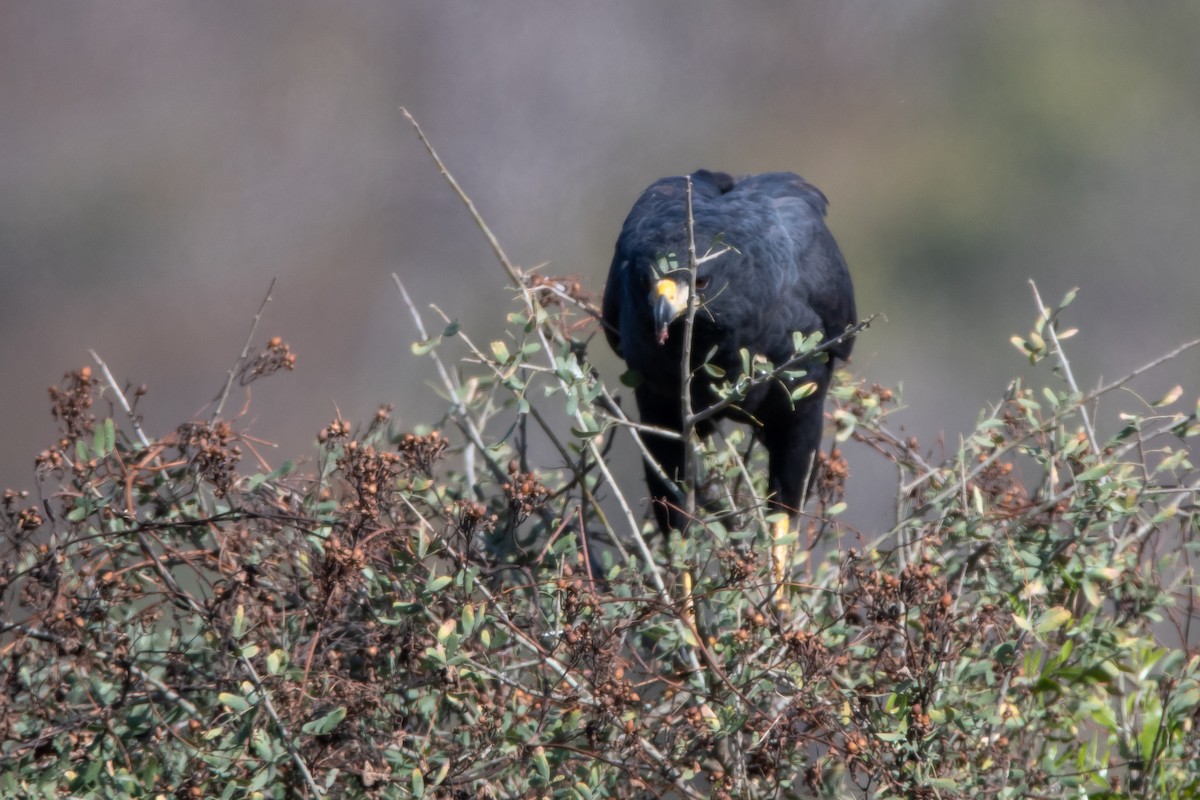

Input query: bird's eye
[695,276,710,291]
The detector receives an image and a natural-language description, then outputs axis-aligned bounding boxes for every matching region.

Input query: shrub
[3,126,1199,799]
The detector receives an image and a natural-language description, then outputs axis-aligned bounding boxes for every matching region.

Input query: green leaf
[928,778,960,791]
[1074,464,1110,482]
[532,746,551,784]
[1087,704,1118,732]
[83,752,105,783]
[218,692,250,714]
[791,381,817,402]
[412,767,425,798]
[232,604,248,640]
[425,574,453,594]
[571,426,604,440]
[490,341,511,362]
[267,649,288,675]
[411,336,441,356]
[1035,606,1072,634]
[832,409,855,442]
[792,330,822,352]
[92,419,115,457]
[1138,710,1163,760]
[619,369,643,388]
[252,728,274,760]
[1150,384,1183,408]
[442,320,461,337]
[302,706,347,735]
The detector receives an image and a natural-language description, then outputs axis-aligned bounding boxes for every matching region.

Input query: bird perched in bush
[602,170,856,591]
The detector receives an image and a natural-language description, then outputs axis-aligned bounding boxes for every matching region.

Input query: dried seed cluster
[814,447,849,504]
[398,430,448,477]
[455,499,498,538]
[177,420,241,497]
[502,460,552,520]
[318,417,353,444]
[47,367,96,440]
[239,336,296,385]
[337,440,401,521]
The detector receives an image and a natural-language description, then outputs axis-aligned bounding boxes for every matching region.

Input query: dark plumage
[602,170,856,538]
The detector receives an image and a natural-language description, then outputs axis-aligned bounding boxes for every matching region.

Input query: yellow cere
[654,279,689,318]
[654,279,678,302]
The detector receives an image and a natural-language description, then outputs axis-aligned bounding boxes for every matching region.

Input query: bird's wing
[601,252,627,358]
[733,173,857,361]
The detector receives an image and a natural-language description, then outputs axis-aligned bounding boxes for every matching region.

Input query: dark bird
[602,170,856,572]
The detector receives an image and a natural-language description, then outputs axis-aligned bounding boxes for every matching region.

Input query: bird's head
[646,253,715,344]
[651,276,689,344]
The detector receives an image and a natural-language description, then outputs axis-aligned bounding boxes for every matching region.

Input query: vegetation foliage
[3,126,1200,799]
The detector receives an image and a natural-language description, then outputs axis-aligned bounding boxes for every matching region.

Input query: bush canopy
[3,126,1199,799]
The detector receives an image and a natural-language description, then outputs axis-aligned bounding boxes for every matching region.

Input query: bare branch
[212,277,277,421]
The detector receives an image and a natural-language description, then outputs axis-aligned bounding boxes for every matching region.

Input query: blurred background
[3,2,1198,533]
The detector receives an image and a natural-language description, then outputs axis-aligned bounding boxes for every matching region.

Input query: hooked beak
[652,279,688,344]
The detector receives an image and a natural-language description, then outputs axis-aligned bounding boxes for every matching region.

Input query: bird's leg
[771,515,793,613]
[681,566,695,623]
[765,396,824,614]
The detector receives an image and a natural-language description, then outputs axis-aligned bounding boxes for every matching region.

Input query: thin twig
[401,108,523,290]
[212,277,277,421]
[595,384,686,506]
[89,350,153,450]
[1087,337,1200,402]
[393,274,480,487]
[1029,280,1099,454]
[680,175,701,523]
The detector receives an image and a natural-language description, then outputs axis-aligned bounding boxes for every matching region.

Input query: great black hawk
[602,170,856,574]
